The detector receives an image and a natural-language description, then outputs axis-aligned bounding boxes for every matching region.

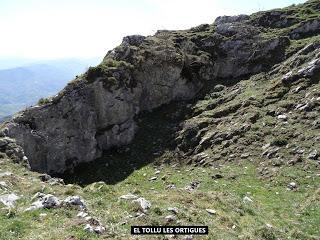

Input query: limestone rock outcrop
[0,0,319,174]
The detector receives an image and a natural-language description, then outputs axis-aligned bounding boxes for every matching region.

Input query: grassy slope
[1,81,320,240]
[0,155,319,240]
[1,1,320,239]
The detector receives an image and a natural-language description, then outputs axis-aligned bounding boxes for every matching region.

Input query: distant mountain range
[0,58,101,120]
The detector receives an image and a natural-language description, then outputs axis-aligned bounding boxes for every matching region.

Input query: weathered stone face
[3,38,205,174]
[214,15,250,25]
[290,19,320,39]
[175,36,320,166]
[250,10,298,28]
[212,36,289,79]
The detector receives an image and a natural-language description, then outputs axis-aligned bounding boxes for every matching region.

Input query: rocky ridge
[0,0,319,176]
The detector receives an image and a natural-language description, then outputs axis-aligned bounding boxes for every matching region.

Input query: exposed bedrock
[1,16,291,173]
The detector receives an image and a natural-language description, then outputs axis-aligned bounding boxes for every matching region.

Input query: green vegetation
[1,1,320,239]
[0,156,319,239]
[291,0,320,20]
[85,59,134,90]
[286,35,320,57]
[1,73,320,238]
[37,97,51,105]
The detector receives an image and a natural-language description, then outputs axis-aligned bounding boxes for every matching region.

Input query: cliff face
[1,0,320,174]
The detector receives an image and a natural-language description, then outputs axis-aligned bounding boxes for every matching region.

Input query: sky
[0,0,307,60]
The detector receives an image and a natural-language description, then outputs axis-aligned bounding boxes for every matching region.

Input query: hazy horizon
[0,56,102,70]
[0,0,307,61]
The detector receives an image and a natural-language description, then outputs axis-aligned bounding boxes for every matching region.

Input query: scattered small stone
[277,114,288,121]
[296,149,305,154]
[308,150,318,160]
[165,215,176,223]
[243,196,253,203]
[0,171,12,178]
[287,156,303,165]
[293,86,303,93]
[87,181,106,191]
[262,143,271,150]
[25,194,60,211]
[39,213,47,217]
[266,223,273,228]
[84,224,106,234]
[168,207,179,214]
[206,209,217,215]
[22,156,28,163]
[149,176,157,181]
[185,181,200,191]
[0,193,20,208]
[119,193,139,200]
[0,181,8,188]
[184,236,193,240]
[287,182,297,190]
[166,184,176,189]
[64,196,86,209]
[132,198,151,212]
[31,192,45,201]
[296,103,309,111]
[48,178,64,186]
[79,212,106,234]
[38,174,52,182]
[134,212,146,218]
[240,153,250,159]
[77,211,88,218]
[213,84,225,92]
[88,216,104,225]
[155,170,161,175]
[262,147,279,159]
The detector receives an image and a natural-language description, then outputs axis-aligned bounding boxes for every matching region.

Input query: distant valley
[0,58,100,120]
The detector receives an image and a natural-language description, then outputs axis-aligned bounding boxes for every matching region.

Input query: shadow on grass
[59,78,244,186]
[60,101,190,186]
